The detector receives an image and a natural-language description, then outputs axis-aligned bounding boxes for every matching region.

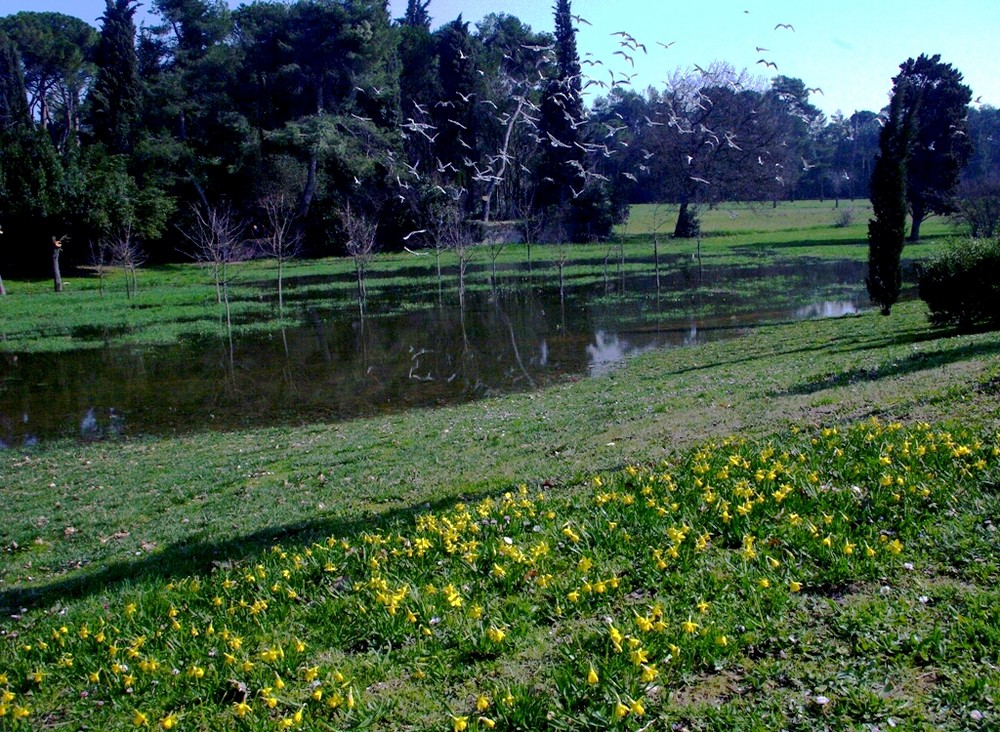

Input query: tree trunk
[908,204,924,242]
[673,201,700,238]
[0,272,6,295]
[298,152,318,222]
[277,257,285,316]
[52,243,63,293]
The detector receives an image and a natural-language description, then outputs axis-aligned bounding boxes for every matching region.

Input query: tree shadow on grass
[0,487,495,616]
[780,336,1000,397]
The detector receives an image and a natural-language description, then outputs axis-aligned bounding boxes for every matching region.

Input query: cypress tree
[536,0,586,212]
[90,0,141,154]
[0,31,30,131]
[866,79,914,315]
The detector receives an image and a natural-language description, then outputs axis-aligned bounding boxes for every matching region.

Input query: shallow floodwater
[0,258,873,447]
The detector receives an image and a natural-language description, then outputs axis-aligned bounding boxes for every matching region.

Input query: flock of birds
[380,12,850,244]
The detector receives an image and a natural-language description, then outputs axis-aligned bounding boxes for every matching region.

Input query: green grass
[0,201,957,353]
[0,202,997,729]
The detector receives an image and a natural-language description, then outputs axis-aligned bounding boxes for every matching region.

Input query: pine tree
[90,0,141,154]
[866,79,914,315]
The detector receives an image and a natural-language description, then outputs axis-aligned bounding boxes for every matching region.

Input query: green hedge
[918,236,1000,327]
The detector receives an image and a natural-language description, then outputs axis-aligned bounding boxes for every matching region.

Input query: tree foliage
[893,54,973,241]
[866,77,914,315]
[0,3,992,281]
[89,0,141,154]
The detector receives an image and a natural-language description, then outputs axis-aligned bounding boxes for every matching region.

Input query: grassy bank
[2,294,999,729]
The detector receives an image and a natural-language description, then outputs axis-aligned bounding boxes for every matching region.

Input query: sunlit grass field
[2,418,998,730]
[1,203,998,729]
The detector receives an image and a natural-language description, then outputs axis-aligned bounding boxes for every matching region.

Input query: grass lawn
[1,204,997,730]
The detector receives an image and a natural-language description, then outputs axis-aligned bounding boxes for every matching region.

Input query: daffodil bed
[2,419,998,730]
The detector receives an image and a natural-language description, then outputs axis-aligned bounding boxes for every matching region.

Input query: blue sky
[11,0,999,117]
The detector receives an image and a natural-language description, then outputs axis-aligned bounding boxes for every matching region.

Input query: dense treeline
[0,0,996,277]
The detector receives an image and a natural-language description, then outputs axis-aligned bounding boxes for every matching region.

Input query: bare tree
[182,203,250,364]
[257,192,303,317]
[342,202,379,317]
[435,202,474,307]
[184,203,249,304]
[105,224,146,299]
[483,226,506,291]
[88,238,109,297]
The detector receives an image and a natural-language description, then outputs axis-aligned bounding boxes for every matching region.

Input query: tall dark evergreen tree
[893,54,973,241]
[867,78,915,315]
[90,0,141,154]
[0,30,30,131]
[401,0,431,28]
[536,0,584,208]
[433,16,478,207]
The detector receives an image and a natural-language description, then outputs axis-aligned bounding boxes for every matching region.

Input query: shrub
[834,207,856,228]
[918,236,1000,328]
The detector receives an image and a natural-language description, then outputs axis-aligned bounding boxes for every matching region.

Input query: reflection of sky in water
[795,301,858,319]
[586,330,658,376]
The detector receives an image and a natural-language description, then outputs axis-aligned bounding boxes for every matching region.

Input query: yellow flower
[133,710,149,727]
[696,599,710,614]
[614,701,629,719]
[478,717,496,729]
[682,618,699,634]
[576,556,593,573]
[587,665,599,684]
[789,580,802,593]
[476,695,490,712]
[630,698,645,716]
[486,626,506,643]
[452,715,469,731]
[640,664,658,683]
[159,713,178,730]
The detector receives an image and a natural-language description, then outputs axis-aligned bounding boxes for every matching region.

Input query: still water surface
[0,258,873,447]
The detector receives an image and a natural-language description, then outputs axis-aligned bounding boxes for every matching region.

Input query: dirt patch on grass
[669,669,744,709]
